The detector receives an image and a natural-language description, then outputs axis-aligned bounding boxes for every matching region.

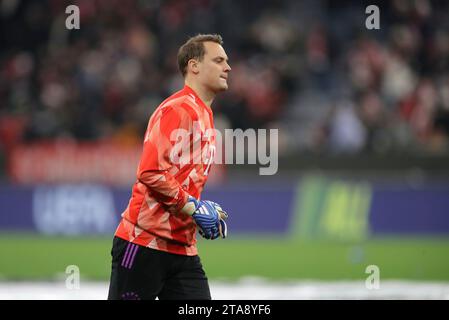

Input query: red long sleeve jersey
[114,85,216,256]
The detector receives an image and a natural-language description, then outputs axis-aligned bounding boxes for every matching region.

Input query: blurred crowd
[1,0,449,158]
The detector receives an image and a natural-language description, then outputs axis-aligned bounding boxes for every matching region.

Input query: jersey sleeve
[137,105,194,213]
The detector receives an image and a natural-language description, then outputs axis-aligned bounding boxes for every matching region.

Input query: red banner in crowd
[8,141,142,185]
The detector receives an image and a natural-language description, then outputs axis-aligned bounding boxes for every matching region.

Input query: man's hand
[199,201,228,239]
[183,197,228,239]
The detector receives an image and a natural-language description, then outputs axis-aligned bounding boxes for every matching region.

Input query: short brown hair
[177,34,223,77]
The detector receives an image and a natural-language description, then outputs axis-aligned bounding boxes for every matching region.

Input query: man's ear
[188,59,200,75]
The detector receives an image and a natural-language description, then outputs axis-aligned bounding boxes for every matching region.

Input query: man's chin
[218,82,229,91]
[207,82,228,94]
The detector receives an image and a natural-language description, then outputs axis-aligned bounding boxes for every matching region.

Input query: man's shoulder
[156,90,200,118]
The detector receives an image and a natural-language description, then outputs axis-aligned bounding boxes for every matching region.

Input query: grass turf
[0,233,448,281]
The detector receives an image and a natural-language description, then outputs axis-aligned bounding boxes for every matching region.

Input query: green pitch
[0,233,448,281]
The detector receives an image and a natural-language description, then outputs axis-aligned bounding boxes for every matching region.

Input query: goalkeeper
[108,34,231,300]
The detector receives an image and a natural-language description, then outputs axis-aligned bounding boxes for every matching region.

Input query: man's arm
[137,105,193,214]
[138,169,190,214]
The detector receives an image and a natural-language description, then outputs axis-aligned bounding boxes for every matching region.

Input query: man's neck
[185,81,215,108]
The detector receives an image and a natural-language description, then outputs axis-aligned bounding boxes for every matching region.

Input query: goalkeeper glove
[203,200,228,239]
[198,201,228,239]
[184,196,228,240]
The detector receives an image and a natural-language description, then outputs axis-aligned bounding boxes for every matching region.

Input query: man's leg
[107,237,166,300]
[158,255,211,300]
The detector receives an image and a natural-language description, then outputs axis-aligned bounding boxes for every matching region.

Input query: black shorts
[107,236,211,300]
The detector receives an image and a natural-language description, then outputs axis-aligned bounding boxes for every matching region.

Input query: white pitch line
[0,279,449,300]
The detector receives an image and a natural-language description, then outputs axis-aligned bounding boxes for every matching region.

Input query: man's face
[196,42,231,93]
